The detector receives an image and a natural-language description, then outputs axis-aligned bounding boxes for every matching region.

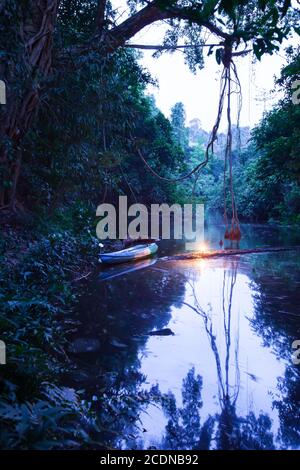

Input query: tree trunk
[0,0,59,211]
[0,0,228,213]
[162,246,300,261]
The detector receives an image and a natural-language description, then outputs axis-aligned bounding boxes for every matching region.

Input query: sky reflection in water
[75,225,300,450]
[134,258,287,449]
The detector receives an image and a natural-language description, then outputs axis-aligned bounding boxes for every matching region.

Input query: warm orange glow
[198,258,208,271]
[197,242,209,253]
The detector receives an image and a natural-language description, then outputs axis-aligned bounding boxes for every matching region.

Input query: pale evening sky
[113,2,298,131]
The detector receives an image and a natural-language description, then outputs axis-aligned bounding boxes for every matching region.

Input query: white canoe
[99,243,158,265]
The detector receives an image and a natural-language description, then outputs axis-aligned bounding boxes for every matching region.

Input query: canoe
[99,242,158,265]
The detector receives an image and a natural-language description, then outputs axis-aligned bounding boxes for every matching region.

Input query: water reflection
[185,261,240,408]
[159,222,300,256]
[248,253,300,448]
[70,232,300,450]
[184,261,242,449]
[152,260,275,449]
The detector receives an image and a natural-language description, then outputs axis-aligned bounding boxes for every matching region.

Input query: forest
[0,0,299,452]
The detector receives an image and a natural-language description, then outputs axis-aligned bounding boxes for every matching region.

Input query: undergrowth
[0,210,105,449]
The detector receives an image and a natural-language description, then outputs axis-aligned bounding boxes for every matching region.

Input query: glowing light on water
[197,241,209,253]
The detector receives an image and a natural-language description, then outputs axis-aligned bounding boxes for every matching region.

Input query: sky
[113,2,298,131]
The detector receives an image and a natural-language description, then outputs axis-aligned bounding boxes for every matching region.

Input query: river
[68,224,300,450]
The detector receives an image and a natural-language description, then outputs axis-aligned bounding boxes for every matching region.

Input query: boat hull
[99,243,158,265]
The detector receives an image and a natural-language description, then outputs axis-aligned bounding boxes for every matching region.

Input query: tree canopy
[0,0,299,210]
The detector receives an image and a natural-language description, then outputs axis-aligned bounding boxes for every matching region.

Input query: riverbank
[62,226,300,450]
[0,215,108,448]
[1,216,300,449]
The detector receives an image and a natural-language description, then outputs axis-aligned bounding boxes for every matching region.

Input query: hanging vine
[221,46,242,242]
[134,42,242,242]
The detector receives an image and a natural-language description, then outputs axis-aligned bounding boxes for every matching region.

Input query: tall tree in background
[171,102,189,150]
[249,47,300,222]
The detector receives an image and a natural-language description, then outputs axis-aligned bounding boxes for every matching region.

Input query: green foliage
[0,384,98,450]
[0,0,299,449]
[1,0,299,204]
[0,217,101,448]
[18,46,186,210]
[183,47,300,224]
[170,102,189,151]
[248,47,300,222]
[150,0,297,67]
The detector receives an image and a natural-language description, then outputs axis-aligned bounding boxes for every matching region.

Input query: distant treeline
[0,36,298,227]
[177,47,300,224]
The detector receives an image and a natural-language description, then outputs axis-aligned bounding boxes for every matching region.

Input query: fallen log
[161,245,300,261]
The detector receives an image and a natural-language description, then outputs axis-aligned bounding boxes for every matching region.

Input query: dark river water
[70,224,300,450]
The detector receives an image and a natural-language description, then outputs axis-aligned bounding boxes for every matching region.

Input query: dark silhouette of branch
[125,43,221,51]
[163,246,300,261]
[95,0,106,34]
[65,1,230,56]
[107,1,229,48]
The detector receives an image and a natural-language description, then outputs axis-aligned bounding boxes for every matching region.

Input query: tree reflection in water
[67,264,188,447]
[247,252,300,449]
[158,260,275,450]
[70,252,300,450]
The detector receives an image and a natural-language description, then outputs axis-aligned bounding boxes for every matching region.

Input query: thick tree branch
[105,2,173,49]
[232,48,252,57]
[63,1,231,57]
[125,44,252,56]
[163,246,300,261]
[101,1,230,51]
[125,43,221,51]
[95,0,106,34]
